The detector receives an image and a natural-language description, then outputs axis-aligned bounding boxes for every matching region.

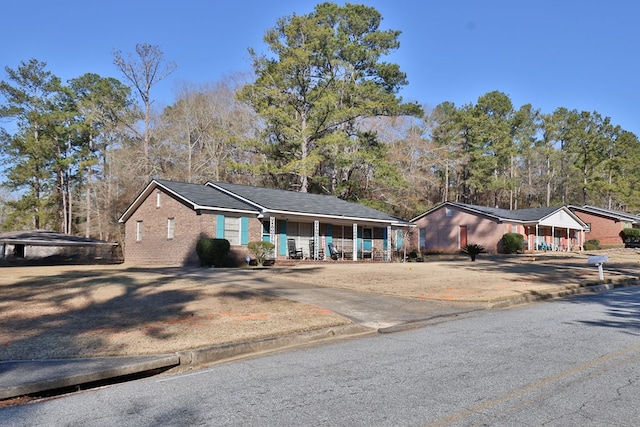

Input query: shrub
[461,243,486,261]
[502,233,524,254]
[583,239,600,251]
[196,238,231,267]
[247,241,275,265]
[621,228,640,243]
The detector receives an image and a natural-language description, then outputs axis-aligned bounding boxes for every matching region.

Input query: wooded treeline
[1,3,639,243]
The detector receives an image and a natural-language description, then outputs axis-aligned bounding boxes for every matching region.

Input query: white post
[270,216,276,256]
[386,225,392,261]
[352,223,358,261]
[313,220,319,260]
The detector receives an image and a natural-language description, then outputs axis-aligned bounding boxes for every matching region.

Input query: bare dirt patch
[1,249,638,360]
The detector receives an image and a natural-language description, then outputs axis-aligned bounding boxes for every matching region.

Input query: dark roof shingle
[156,179,258,212]
[208,181,406,223]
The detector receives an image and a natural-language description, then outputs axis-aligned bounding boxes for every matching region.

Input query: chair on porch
[327,242,339,260]
[287,239,304,259]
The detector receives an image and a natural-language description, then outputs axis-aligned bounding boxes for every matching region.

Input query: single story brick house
[118,179,412,265]
[410,202,588,254]
[568,205,640,246]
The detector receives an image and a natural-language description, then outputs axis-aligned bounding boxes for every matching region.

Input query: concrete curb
[177,323,373,366]
[2,281,638,401]
[486,279,640,308]
[378,280,640,335]
[0,324,372,401]
[0,355,180,400]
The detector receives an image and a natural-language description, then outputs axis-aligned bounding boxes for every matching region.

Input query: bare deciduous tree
[156,75,260,183]
[113,43,176,177]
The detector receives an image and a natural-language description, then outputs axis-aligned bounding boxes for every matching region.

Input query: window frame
[167,217,175,239]
[224,216,241,245]
[136,221,143,241]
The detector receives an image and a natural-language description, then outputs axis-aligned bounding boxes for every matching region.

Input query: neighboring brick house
[568,205,640,247]
[118,179,412,265]
[0,230,121,265]
[410,202,588,254]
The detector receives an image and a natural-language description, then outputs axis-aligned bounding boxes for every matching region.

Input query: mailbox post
[587,255,608,280]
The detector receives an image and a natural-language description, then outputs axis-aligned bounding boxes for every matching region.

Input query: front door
[459,226,468,248]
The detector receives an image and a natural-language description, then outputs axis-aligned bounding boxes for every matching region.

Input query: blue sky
[2,0,639,135]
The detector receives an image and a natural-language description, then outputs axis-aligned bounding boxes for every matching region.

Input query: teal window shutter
[241,217,249,245]
[383,227,388,250]
[279,220,287,256]
[397,229,403,249]
[216,215,225,238]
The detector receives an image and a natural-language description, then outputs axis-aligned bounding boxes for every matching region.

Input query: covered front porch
[261,216,408,262]
[525,224,585,252]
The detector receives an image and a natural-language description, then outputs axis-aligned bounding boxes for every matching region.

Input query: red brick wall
[123,188,398,264]
[123,189,269,265]
[412,206,507,254]
[572,211,625,246]
[123,189,217,265]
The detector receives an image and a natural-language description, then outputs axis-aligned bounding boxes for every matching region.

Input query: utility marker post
[588,255,608,281]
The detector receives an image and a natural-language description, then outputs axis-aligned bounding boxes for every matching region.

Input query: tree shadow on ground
[0,270,199,360]
[462,254,640,333]
[563,287,640,334]
[448,254,640,287]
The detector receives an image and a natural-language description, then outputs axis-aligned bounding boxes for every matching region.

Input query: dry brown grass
[0,266,349,360]
[1,248,638,360]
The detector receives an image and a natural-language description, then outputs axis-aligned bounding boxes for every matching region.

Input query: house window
[167,218,175,239]
[136,221,143,241]
[156,192,161,207]
[445,207,452,217]
[419,228,426,250]
[224,217,241,245]
[512,225,518,233]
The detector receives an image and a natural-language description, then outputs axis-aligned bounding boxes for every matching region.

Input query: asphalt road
[2,287,640,426]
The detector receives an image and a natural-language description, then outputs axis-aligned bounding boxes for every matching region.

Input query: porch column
[552,226,555,250]
[269,216,276,255]
[566,227,570,251]
[313,220,319,260]
[386,225,392,261]
[535,225,539,251]
[352,223,358,261]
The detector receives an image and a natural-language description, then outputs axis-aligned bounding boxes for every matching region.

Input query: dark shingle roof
[569,205,640,223]
[120,179,410,225]
[0,230,114,245]
[452,203,561,222]
[155,179,258,212]
[208,181,406,223]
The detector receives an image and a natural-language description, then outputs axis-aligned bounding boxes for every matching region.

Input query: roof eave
[261,209,412,226]
[204,182,266,211]
[118,180,200,223]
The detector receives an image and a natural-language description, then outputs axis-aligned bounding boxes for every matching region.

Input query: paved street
[2,287,640,426]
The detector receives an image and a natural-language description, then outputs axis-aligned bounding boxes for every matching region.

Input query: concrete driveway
[239,280,483,329]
